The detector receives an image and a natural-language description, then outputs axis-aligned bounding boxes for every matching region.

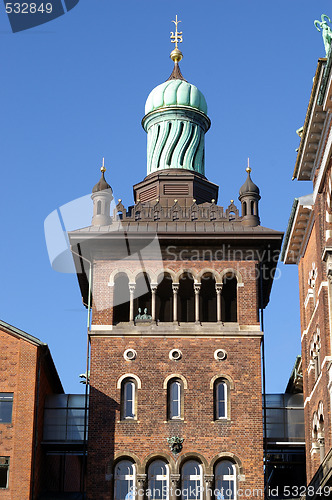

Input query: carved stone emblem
[167,436,184,454]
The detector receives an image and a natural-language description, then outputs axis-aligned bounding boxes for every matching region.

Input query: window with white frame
[181,460,203,500]
[114,460,135,500]
[215,380,227,420]
[215,460,236,500]
[122,379,136,419]
[168,379,182,420]
[148,460,169,500]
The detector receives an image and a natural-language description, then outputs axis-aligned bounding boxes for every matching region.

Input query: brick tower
[69,27,283,500]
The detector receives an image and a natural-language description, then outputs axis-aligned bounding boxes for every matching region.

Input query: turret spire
[168,15,186,81]
[239,160,261,227]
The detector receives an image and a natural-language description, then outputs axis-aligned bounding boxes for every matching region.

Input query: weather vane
[170,15,183,49]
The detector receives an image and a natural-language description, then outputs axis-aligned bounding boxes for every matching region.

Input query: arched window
[168,379,183,420]
[181,460,203,500]
[221,274,237,322]
[114,460,135,500]
[215,460,236,500]
[148,460,169,500]
[215,380,227,420]
[242,201,247,217]
[113,273,130,324]
[121,378,136,420]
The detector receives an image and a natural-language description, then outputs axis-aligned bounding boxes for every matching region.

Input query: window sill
[164,420,187,423]
[212,418,231,423]
[117,419,140,424]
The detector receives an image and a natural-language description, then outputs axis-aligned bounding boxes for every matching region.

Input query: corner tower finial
[101,157,106,173]
[246,158,252,174]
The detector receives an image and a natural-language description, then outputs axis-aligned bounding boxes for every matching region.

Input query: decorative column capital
[172,283,180,293]
[129,284,136,294]
[215,284,223,293]
[204,475,214,486]
[151,283,158,293]
[194,283,201,294]
[137,474,147,486]
[170,473,180,486]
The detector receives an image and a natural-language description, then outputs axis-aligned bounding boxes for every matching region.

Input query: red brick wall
[298,205,332,483]
[87,334,263,500]
[0,329,37,500]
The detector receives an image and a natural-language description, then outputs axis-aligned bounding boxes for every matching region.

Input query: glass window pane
[216,383,226,419]
[0,394,13,424]
[124,382,135,418]
[215,461,235,500]
[170,381,180,419]
[115,461,135,500]
[182,461,202,500]
[148,460,168,500]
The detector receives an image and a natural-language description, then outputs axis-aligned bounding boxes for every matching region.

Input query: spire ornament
[170,15,183,63]
[246,157,252,174]
[101,157,106,173]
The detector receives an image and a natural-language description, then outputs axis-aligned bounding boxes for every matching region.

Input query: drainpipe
[70,245,92,497]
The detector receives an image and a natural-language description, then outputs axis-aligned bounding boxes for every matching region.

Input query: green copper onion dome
[142,47,210,176]
[145,79,208,116]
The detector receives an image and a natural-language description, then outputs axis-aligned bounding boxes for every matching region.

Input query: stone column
[151,284,158,321]
[215,284,223,322]
[204,475,214,500]
[172,284,179,323]
[137,474,147,500]
[170,473,180,500]
[194,283,201,323]
[129,284,135,323]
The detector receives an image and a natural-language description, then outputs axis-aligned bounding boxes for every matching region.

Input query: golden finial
[170,15,183,63]
[101,157,106,173]
[246,157,252,174]
[230,200,234,204]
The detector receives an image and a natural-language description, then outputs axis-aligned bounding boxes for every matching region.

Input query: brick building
[70,39,283,500]
[0,319,63,499]
[282,29,332,494]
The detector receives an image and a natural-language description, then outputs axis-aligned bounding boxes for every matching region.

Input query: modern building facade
[282,29,332,494]
[69,36,283,500]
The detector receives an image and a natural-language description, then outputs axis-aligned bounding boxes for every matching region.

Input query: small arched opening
[200,273,217,322]
[156,273,173,322]
[178,273,195,322]
[113,273,130,324]
[221,274,237,322]
[134,272,152,318]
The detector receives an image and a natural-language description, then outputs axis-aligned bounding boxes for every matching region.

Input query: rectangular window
[0,394,13,424]
[0,457,9,488]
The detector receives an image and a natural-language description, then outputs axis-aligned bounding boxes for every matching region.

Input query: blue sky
[0,0,329,394]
